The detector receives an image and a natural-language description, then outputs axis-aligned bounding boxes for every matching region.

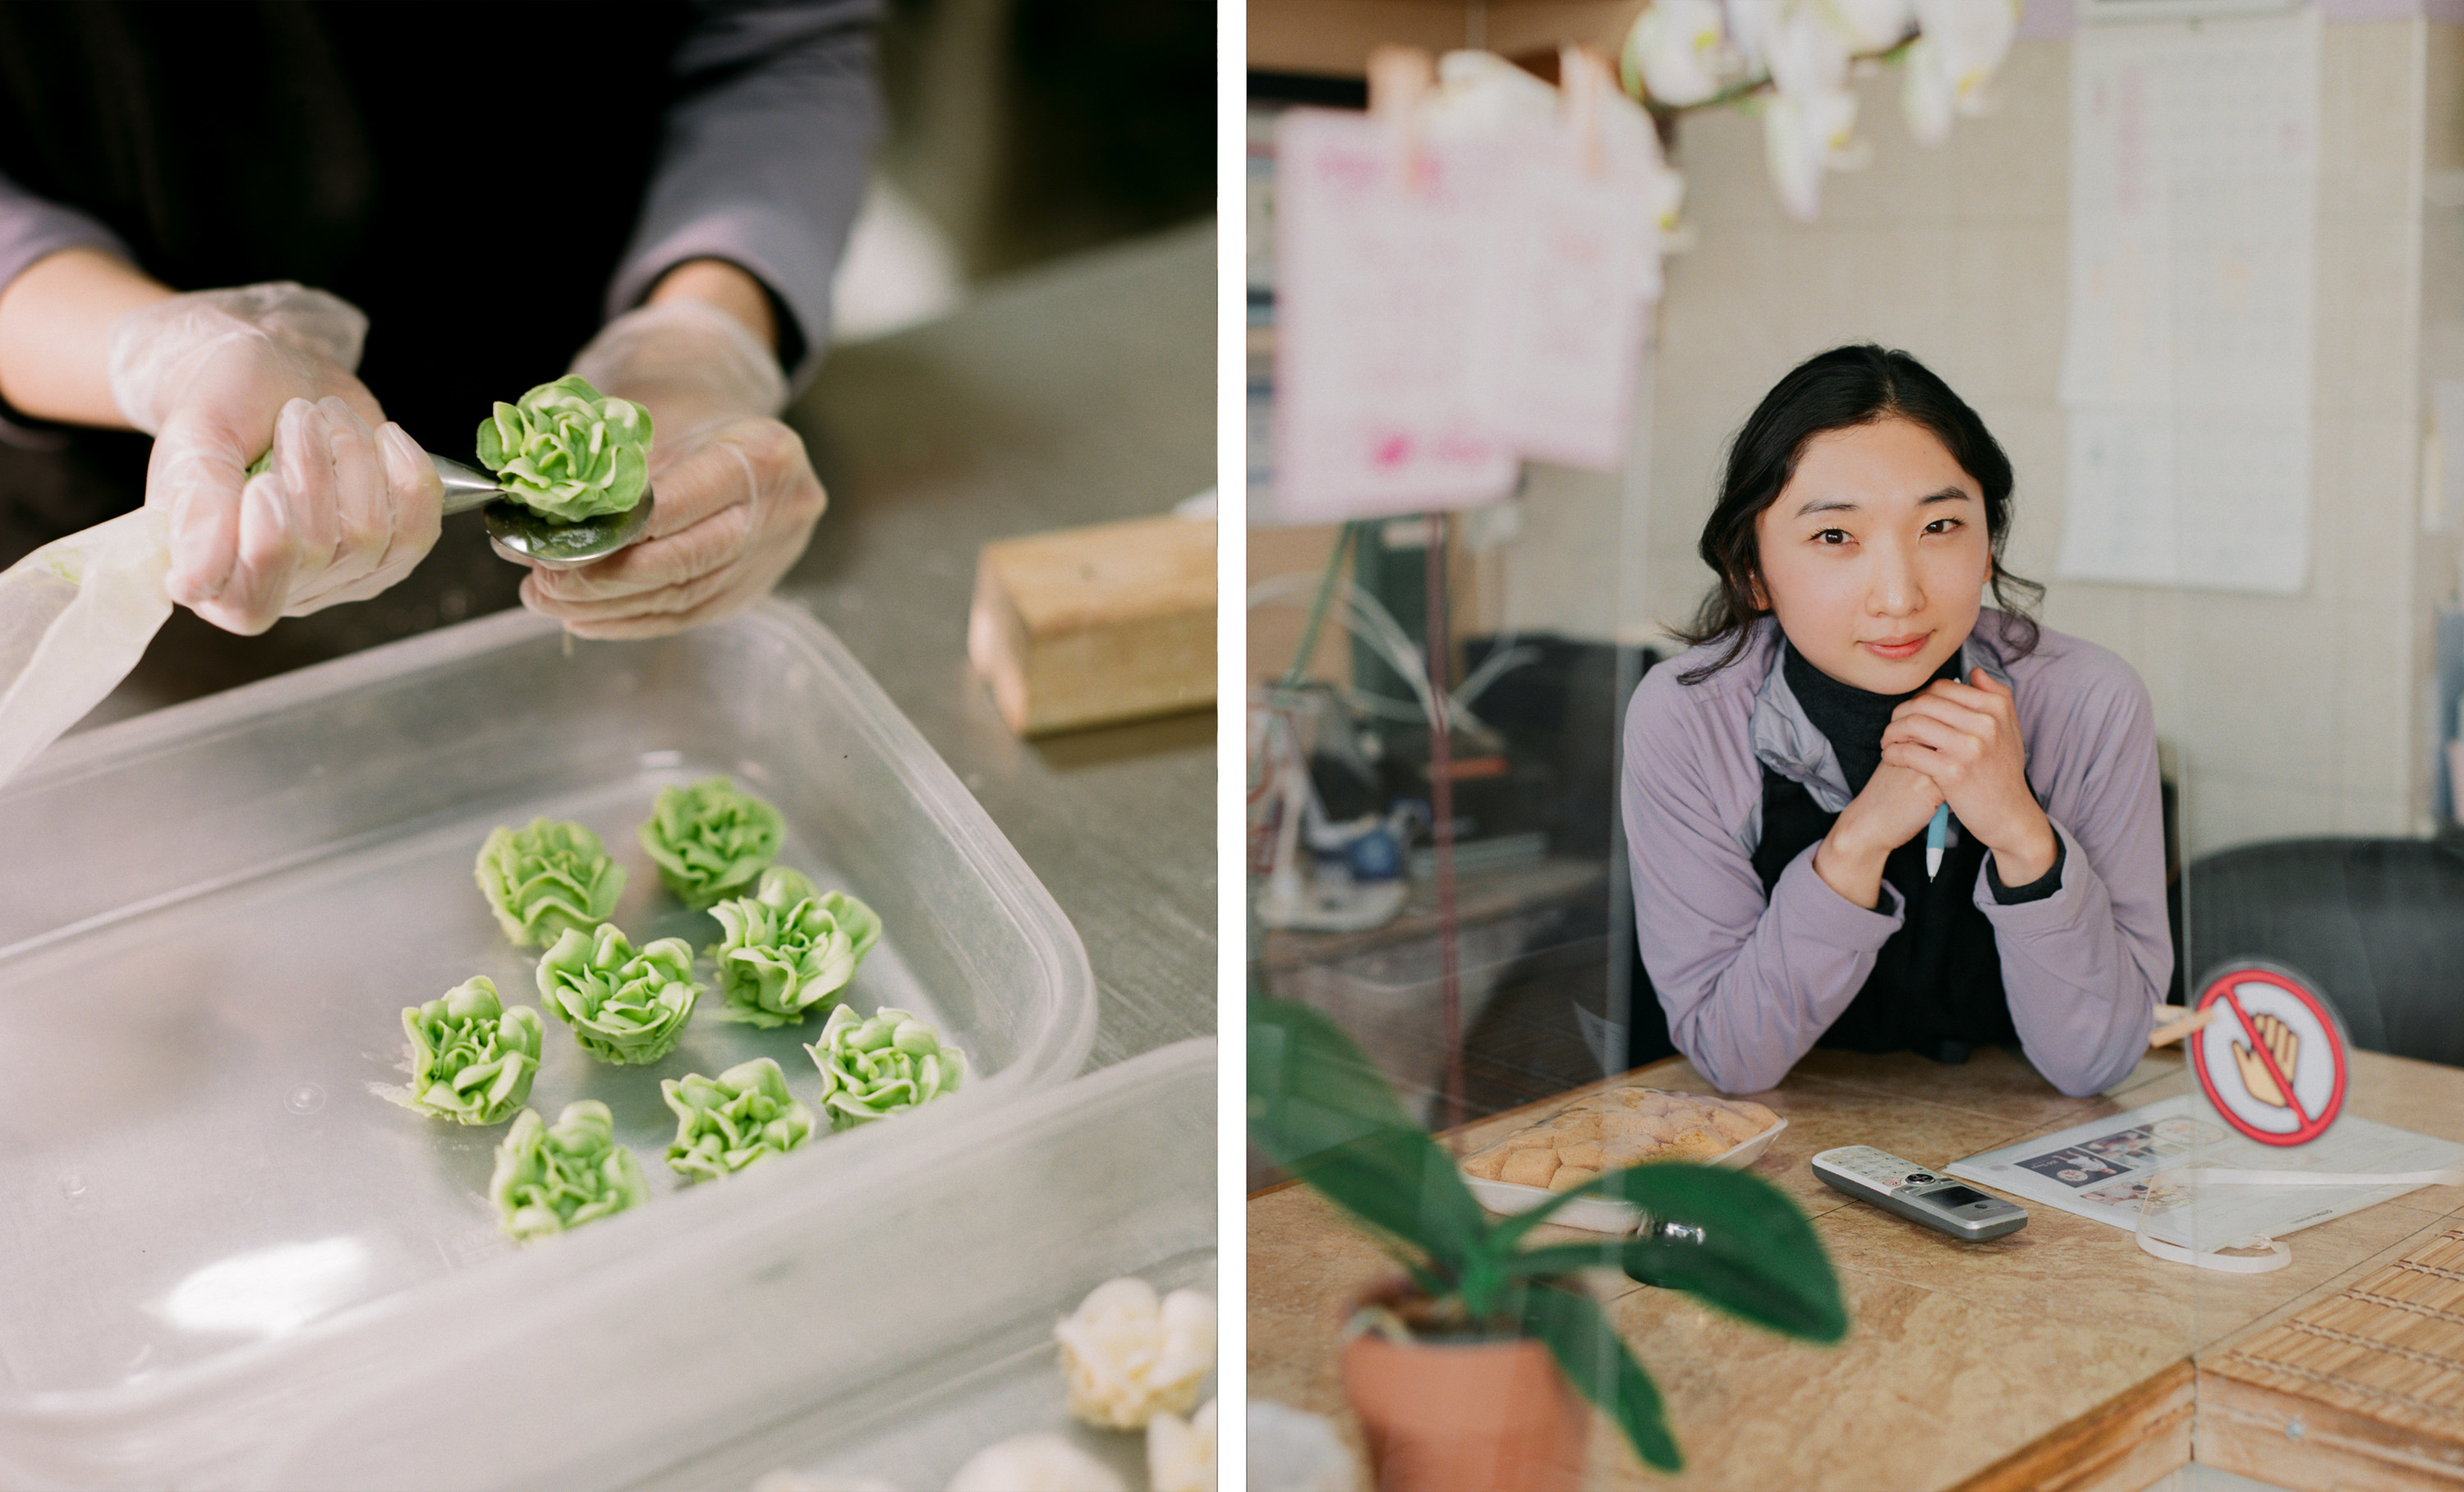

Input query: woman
[1620,345,2167,1096]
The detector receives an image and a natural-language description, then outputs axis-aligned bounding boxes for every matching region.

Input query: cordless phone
[1812,1145,2028,1242]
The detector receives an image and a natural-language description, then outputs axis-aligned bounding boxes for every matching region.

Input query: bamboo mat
[2209,1227,2464,1436]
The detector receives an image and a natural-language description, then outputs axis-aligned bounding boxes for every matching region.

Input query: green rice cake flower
[661,1056,816,1182]
[474,374,652,523]
[490,1099,650,1242]
[804,1004,964,1131]
[474,817,627,948]
[402,976,544,1125]
[536,922,701,1065]
[706,870,882,1028]
[638,776,784,910]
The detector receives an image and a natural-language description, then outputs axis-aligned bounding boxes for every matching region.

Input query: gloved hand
[105,282,443,635]
[519,299,825,639]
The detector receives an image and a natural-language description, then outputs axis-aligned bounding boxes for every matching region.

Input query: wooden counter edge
[2194,1366,2464,1489]
[1950,1359,2192,1492]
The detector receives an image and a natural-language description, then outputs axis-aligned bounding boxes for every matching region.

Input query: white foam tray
[1461,1091,1790,1235]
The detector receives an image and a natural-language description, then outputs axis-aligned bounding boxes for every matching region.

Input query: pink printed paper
[1272,88,1664,523]
[1273,109,1519,522]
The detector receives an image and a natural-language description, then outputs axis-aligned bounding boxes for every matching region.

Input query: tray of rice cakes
[1458,1087,1786,1234]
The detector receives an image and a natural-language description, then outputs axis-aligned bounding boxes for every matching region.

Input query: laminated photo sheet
[1948,1095,2464,1246]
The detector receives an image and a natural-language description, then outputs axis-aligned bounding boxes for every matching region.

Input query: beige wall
[1607,20,2450,856]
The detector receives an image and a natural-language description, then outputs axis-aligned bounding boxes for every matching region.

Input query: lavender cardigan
[1620,612,2167,1096]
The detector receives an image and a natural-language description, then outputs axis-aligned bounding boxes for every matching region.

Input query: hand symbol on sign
[2232,1012,2300,1108]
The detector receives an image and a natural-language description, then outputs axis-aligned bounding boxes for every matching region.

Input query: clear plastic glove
[105,282,443,635]
[520,299,823,640]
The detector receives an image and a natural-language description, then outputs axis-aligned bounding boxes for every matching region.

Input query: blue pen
[1924,804,1950,880]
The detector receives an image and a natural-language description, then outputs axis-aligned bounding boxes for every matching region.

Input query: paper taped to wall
[2057,9,2319,595]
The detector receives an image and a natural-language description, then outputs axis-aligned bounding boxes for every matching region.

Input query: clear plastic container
[627,1039,1214,1492]
[0,600,1100,1489]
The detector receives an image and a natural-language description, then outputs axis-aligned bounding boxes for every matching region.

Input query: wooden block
[967,514,1215,737]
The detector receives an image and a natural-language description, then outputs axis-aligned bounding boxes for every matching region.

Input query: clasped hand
[1817,669,2057,904]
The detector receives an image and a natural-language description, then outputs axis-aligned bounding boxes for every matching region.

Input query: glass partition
[1246,7,2464,1487]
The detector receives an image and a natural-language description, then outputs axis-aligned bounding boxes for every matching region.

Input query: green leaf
[1494,1238,1646,1279]
[1517,1281,1680,1473]
[1248,997,1492,1283]
[1485,1169,1616,1255]
[1567,1163,1850,1343]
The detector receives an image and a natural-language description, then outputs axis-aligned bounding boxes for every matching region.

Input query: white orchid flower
[1422,48,1561,136]
[1763,85,1859,221]
[1902,33,1956,144]
[1763,1,1854,98]
[1725,0,1784,76]
[1821,0,1915,53]
[1622,0,1738,107]
[1913,0,2019,117]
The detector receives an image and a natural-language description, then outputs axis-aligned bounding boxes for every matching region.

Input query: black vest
[1747,647,2020,1064]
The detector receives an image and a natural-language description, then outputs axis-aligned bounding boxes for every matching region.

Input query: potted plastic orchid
[1249,996,1847,1488]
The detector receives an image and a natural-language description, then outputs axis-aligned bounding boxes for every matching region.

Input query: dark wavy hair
[1674,344,2043,685]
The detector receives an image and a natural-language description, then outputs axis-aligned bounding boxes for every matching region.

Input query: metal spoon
[431,454,655,570]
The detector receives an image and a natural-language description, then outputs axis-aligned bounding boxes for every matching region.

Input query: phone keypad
[1818,1146,1932,1192]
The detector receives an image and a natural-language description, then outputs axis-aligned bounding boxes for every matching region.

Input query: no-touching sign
[2190,961,2348,1147]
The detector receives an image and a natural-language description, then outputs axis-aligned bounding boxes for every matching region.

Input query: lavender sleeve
[1972,639,2168,1095]
[0,168,135,448]
[1620,664,1909,1095]
[605,0,884,398]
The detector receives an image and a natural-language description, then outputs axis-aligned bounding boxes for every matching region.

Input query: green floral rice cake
[474,374,652,523]
[804,1004,964,1132]
[490,1100,650,1242]
[475,817,626,948]
[706,868,881,1028]
[662,1057,816,1182]
[638,777,784,910]
[402,976,543,1125]
[535,922,701,1065]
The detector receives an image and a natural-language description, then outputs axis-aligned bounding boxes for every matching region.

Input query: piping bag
[0,450,631,791]
[0,507,173,789]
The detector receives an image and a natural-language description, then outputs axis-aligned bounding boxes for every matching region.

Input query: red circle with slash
[2190,962,2347,1147]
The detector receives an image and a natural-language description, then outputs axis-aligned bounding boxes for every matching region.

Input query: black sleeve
[1987,832,2067,905]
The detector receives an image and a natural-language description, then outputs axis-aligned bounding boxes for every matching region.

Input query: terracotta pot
[1339,1318,1589,1492]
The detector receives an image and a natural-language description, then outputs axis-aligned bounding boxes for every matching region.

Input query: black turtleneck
[1781,642,1963,796]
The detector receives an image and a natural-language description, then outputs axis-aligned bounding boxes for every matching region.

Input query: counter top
[1248,1044,2464,1490]
[786,223,1216,1072]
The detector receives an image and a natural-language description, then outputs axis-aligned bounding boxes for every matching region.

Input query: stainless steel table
[782,221,1217,1070]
